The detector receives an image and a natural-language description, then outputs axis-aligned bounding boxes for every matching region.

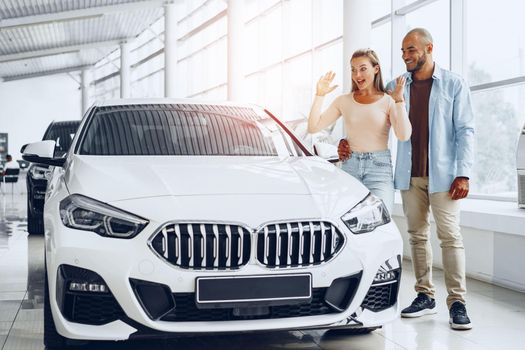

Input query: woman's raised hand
[390,75,406,103]
[316,71,338,97]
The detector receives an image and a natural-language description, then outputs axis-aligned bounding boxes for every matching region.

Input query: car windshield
[78,104,306,157]
[43,121,80,157]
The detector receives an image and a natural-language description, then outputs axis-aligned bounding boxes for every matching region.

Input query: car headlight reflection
[60,194,149,238]
[341,193,390,234]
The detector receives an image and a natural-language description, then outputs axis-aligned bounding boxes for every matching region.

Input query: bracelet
[395,100,404,103]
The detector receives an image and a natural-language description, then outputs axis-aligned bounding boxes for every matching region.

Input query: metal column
[164,2,177,97]
[342,0,371,93]
[330,0,372,141]
[120,41,131,98]
[227,0,244,101]
[81,68,90,115]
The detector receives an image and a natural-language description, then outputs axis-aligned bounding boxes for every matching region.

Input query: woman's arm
[390,100,411,141]
[307,71,342,133]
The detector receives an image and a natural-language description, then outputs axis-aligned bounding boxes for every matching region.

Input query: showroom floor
[1,193,525,350]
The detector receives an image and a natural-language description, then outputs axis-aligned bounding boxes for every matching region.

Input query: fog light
[372,255,401,285]
[373,271,397,283]
[69,281,108,293]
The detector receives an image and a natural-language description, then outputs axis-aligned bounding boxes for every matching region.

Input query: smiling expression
[401,33,432,72]
[351,56,379,92]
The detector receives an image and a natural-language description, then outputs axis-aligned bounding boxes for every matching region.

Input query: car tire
[44,263,67,349]
[327,326,380,336]
[27,201,44,235]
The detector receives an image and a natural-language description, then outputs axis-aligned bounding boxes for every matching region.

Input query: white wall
[0,74,81,161]
[392,199,525,293]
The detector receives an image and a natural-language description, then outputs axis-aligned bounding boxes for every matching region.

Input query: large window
[92,16,166,101]
[90,0,525,200]
[369,0,390,20]
[464,0,525,197]
[312,0,342,47]
[465,0,525,85]
[404,0,450,70]
[470,86,523,195]
[243,0,343,122]
[371,22,392,82]
[283,54,312,121]
[283,0,312,58]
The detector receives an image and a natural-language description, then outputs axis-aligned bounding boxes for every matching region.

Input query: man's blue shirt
[386,64,475,193]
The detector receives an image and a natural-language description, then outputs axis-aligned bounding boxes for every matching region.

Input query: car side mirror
[22,140,66,167]
[313,142,339,164]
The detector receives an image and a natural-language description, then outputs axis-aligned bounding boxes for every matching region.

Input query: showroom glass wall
[90,0,525,199]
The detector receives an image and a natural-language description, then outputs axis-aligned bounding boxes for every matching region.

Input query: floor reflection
[23,234,44,311]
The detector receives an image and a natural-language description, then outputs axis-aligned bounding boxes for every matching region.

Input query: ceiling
[0,0,167,82]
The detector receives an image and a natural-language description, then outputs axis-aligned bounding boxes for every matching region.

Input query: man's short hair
[406,27,433,45]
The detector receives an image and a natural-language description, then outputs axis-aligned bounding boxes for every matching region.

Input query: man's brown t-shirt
[409,78,433,177]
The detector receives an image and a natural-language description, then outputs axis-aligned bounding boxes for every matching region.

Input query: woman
[307,49,411,213]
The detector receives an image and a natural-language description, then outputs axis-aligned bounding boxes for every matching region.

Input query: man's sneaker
[401,293,437,318]
[449,301,472,330]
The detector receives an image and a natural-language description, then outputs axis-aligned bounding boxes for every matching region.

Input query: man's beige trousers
[401,177,466,308]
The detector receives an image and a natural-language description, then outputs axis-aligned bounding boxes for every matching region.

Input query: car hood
[64,155,368,203]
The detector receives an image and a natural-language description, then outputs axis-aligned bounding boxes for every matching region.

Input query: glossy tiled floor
[1,193,525,349]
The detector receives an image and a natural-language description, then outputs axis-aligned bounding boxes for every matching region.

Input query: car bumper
[27,176,47,214]
[44,197,402,340]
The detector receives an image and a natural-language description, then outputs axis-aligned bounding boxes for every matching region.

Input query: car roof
[94,98,257,110]
[42,119,81,140]
[48,120,81,127]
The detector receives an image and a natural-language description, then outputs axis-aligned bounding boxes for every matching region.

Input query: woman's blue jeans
[340,149,394,213]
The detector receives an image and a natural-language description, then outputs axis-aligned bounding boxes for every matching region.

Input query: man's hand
[449,177,469,200]
[337,139,351,161]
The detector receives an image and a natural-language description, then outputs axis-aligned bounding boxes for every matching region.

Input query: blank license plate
[196,274,312,308]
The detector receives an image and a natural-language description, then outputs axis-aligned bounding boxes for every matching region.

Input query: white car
[23,99,402,348]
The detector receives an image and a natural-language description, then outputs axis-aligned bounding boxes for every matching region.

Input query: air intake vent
[256,221,344,268]
[149,223,251,269]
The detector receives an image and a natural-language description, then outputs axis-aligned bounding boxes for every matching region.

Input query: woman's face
[351,56,379,91]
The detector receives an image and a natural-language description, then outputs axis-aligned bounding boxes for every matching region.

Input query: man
[338,28,475,330]
[2,154,20,175]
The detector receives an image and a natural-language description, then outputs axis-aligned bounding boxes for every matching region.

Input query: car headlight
[341,193,391,234]
[29,165,49,180]
[60,194,149,238]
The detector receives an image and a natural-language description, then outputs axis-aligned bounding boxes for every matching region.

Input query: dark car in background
[26,120,80,234]
[17,160,30,169]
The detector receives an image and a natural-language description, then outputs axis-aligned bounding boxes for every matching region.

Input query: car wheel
[27,201,44,235]
[44,263,67,349]
[327,326,380,336]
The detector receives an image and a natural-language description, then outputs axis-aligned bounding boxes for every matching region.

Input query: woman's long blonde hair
[350,49,386,93]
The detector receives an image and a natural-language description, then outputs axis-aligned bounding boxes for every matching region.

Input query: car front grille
[150,221,345,270]
[256,221,344,268]
[160,288,338,322]
[149,223,251,269]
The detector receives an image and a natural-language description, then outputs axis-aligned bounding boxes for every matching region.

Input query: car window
[78,105,303,157]
[43,122,80,157]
